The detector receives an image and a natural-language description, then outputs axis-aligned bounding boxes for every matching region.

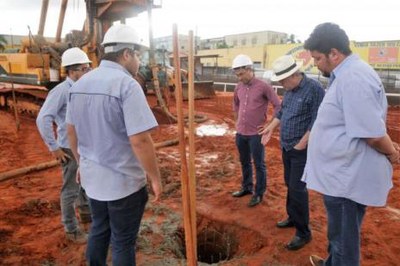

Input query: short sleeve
[341,78,386,138]
[122,80,158,136]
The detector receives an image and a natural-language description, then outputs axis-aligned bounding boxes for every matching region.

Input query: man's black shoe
[248,195,262,207]
[232,189,253,197]
[276,219,295,228]
[286,235,311,251]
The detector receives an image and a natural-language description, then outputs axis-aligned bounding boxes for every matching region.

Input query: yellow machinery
[0,0,215,119]
[0,53,50,85]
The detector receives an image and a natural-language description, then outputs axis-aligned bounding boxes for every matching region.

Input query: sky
[1,0,400,45]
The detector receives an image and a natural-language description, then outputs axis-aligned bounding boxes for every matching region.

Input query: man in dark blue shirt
[259,55,325,250]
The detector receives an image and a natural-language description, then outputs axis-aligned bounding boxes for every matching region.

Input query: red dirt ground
[0,92,399,266]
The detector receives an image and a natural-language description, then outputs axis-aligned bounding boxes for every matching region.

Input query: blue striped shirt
[276,74,325,150]
[66,60,158,201]
[36,77,74,151]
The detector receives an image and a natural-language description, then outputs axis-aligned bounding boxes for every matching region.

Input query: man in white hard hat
[259,55,325,251]
[231,54,281,207]
[66,24,162,265]
[36,47,92,244]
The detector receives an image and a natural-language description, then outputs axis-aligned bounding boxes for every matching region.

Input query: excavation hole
[197,226,237,264]
[176,216,266,264]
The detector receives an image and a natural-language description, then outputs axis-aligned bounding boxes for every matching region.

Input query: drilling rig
[0,0,214,121]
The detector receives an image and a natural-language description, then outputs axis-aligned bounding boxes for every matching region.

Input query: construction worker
[66,24,162,265]
[231,54,281,207]
[259,55,325,250]
[36,47,92,243]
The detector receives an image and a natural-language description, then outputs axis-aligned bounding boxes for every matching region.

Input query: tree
[0,34,8,51]
[288,34,296,44]
[287,34,302,44]
[217,42,229,49]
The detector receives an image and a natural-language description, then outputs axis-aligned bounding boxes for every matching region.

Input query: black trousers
[282,148,311,239]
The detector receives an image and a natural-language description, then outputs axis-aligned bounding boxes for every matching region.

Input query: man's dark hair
[101,48,133,62]
[304,22,352,56]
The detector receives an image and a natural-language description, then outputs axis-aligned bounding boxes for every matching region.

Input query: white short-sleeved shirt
[66,60,158,201]
[303,54,393,207]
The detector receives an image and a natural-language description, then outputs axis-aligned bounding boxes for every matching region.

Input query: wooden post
[38,0,49,36]
[172,24,196,266]
[8,62,20,131]
[0,160,59,183]
[187,30,197,260]
[55,0,68,43]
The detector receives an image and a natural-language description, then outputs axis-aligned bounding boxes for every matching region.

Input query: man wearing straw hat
[66,24,162,265]
[259,55,324,250]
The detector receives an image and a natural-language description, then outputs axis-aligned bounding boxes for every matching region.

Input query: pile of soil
[0,93,399,265]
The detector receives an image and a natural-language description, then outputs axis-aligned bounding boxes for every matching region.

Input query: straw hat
[271,55,303,81]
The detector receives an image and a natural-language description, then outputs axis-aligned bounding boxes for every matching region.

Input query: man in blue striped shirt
[259,55,324,250]
[36,47,92,243]
[66,24,162,265]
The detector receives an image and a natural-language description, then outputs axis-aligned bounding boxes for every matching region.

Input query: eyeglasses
[233,67,248,77]
[127,49,142,59]
[74,66,92,72]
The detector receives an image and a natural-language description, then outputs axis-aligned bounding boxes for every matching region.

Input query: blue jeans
[323,195,366,266]
[60,148,90,233]
[235,134,266,196]
[282,148,311,239]
[86,187,148,266]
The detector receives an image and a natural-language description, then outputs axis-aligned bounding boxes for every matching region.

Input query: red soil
[0,93,399,266]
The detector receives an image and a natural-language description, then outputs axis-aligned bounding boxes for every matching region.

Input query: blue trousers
[60,148,90,233]
[86,187,148,266]
[235,134,266,196]
[282,148,311,239]
[323,195,366,266]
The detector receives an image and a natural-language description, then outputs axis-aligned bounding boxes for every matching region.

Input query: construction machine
[0,0,214,122]
[136,49,214,99]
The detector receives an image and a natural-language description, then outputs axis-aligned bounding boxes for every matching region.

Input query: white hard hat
[232,54,253,69]
[101,24,147,53]
[61,47,91,67]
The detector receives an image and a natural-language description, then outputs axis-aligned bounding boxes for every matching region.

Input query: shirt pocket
[288,98,308,115]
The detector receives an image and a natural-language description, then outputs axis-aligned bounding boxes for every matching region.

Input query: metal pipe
[55,0,69,42]
[38,0,49,36]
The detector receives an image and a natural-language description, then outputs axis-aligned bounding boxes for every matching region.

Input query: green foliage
[0,35,7,51]
[217,42,229,49]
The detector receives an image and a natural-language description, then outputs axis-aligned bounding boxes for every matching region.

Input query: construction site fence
[203,67,400,91]
[211,82,399,106]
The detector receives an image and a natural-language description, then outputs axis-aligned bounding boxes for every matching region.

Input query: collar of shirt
[65,76,75,87]
[291,73,306,93]
[332,54,358,80]
[100,60,132,77]
[238,76,255,87]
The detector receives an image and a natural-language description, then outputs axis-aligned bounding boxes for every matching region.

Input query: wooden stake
[172,24,196,266]
[187,30,198,260]
[8,62,20,131]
